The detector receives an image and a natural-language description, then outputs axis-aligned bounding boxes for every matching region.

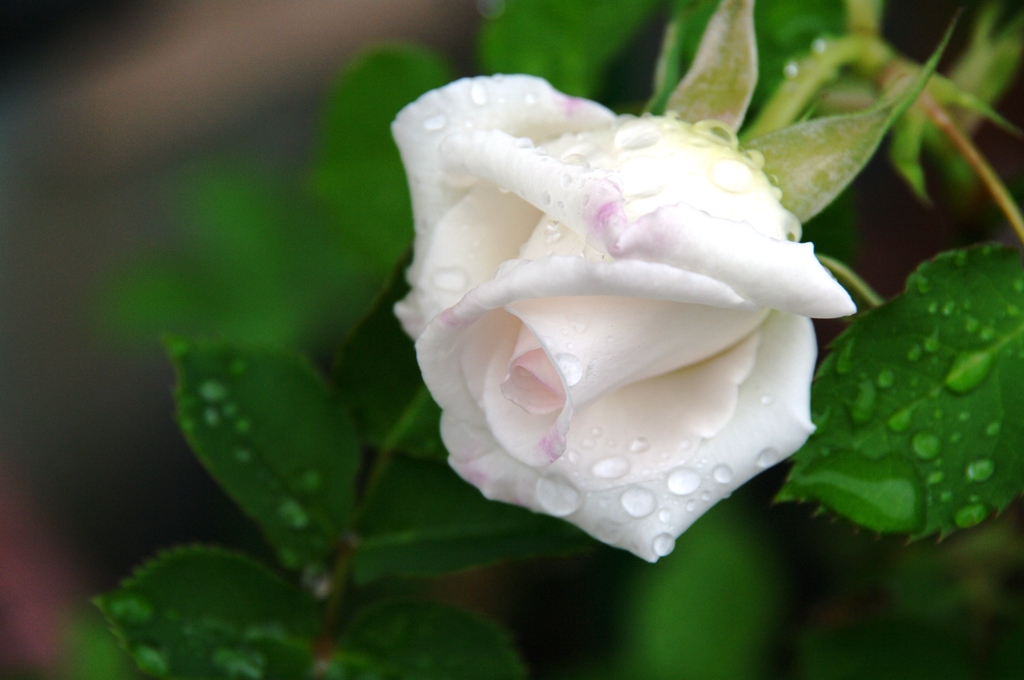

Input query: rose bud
[390,74,855,561]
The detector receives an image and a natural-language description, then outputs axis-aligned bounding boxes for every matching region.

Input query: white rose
[391,75,855,561]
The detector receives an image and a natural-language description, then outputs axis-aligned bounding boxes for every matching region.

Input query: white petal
[609,202,856,318]
[392,75,615,322]
[445,310,818,561]
[396,182,541,336]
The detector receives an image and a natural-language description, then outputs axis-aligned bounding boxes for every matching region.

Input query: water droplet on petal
[756,448,781,468]
[621,157,667,197]
[614,120,662,149]
[555,353,583,386]
[652,533,676,557]
[515,137,534,149]
[710,159,753,193]
[561,152,589,167]
[470,81,488,105]
[912,432,941,460]
[686,499,698,512]
[621,486,656,518]
[668,468,702,495]
[431,267,468,292]
[712,464,734,483]
[423,114,446,131]
[955,503,988,528]
[591,456,630,479]
[536,476,582,516]
[965,459,994,482]
[630,437,650,453]
[658,509,672,523]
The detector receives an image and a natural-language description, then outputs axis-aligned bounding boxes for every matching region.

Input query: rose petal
[446,310,817,561]
[610,201,857,318]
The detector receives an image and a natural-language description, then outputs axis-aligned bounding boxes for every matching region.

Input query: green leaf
[337,600,527,680]
[800,187,860,263]
[625,504,785,680]
[63,613,141,680]
[746,25,951,221]
[168,338,361,570]
[351,457,592,583]
[665,0,758,129]
[96,547,319,680]
[478,0,663,98]
[333,260,443,460]
[312,47,453,277]
[796,618,972,680]
[780,245,1024,537]
[103,166,373,349]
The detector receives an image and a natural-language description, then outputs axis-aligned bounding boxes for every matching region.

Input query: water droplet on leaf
[954,503,988,528]
[278,499,309,529]
[912,432,941,460]
[945,350,994,393]
[965,459,994,482]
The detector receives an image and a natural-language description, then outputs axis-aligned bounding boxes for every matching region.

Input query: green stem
[845,0,882,35]
[818,254,885,311]
[313,532,358,675]
[918,90,1024,247]
[743,34,891,139]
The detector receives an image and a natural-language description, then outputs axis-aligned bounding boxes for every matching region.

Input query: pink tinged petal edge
[609,202,857,318]
[445,311,817,561]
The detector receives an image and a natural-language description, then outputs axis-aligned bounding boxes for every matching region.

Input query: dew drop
[200,380,228,402]
[954,250,969,267]
[621,486,656,518]
[1016,278,1024,293]
[877,368,895,388]
[887,408,913,432]
[756,448,781,468]
[107,593,154,624]
[234,448,253,463]
[431,267,468,292]
[515,137,534,148]
[986,421,1001,436]
[630,437,651,453]
[555,353,583,386]
[710,159,754,193]
[928,300,939,314]
[712,464,734,483]
[954,503,988,528]
[835,340,855,374]
[667,467,702,495]
[926,471,944,485]
[567,449,580,463]
[614,120,662,149]
[942,300,956,316]
[204,407,220,427]
[536,476,582,516]
[278,498,309,529]
[965,459,994,482]
[907,344,922,361]
[912,432,941,460]
[582,438,596,450]
[924,330,940,352]
[812,38,828,53]
[965,316,979,333]
[135,646,169,676]
[591,456,630,479]
[850,380,876,425]
[980,327,996,341]
[213,647,265,679]
[470,81,488,105]
[686,499,698,512]
[423,114,447,131]
[542,191,552,206]
[945,350,994,393]
[914,275,930,294]
[235,419,251,434]
[561,153,589,167]
[940,490,953,502]
[658,509,672,523]
[761,395,774,405]
[652,533,676,557]
[784,61,800,78]
[591,427,603,436]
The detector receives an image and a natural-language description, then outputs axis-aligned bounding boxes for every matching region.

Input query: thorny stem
[313,532,358,675]
[917,90,1024,247]
[818,254,885,311]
